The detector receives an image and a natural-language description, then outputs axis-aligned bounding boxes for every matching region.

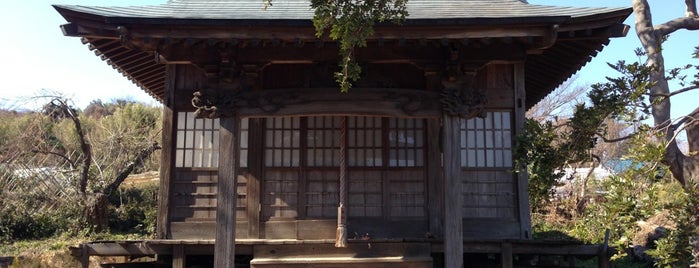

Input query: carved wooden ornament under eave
[191,89,240,119]
[192,88,301,118]
[440,48,487,119]
[440,86,487,119]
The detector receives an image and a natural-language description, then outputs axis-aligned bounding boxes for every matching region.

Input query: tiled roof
[55,0,628,25]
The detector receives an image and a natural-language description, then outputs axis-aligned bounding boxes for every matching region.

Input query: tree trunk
[83,193,108,233]
[632,1,699,265]
[102,142,161,197]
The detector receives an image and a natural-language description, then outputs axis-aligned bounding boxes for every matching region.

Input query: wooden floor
[70,239,611,268]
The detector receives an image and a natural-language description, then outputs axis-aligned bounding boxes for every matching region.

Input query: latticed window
[264,117,301,168]
[175,113,249,168]
[306,116,341,167]
[459,111,516,219]
[348,117,383,167]
[260,116,427,219]
[388,118,424,167]
[459,111,513,168]
[239,118,249,168]
[175,112,219,168]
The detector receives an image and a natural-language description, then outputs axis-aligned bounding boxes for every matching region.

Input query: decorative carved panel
[192,88,441,118]
[440,49,488,119]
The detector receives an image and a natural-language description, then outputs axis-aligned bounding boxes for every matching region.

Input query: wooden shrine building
[55,1,631,267]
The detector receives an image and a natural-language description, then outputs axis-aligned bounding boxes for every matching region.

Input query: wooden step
[250,242,432,268]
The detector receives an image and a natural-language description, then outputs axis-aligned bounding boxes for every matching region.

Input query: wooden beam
[443,115,463,268]
[157,39,525,66]
[125,24,555,42]
[156,65,176,239]
[214,117,239,268]
[80,242,157,256]
[514,62,532,239]
[233,88,441,118]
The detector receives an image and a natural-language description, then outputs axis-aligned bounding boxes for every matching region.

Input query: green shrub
[107,183,158,236]
[0,201,80,242]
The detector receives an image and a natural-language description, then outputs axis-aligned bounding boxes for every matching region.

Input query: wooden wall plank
[157,64,176,239]
[484,64,516,109]
[297,220,336,240]
[443,115,463,268]
[214,117,239,268]
[171,222,247,240]
[427,118,443,237]
[462,220,521,239]
[514,62,532,239]
[264,221,297,239]
[170,170,218,222]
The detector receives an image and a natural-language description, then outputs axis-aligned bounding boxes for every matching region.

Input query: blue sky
[0,0,163,110]
[531,0,699,121]
[0,0,696,120]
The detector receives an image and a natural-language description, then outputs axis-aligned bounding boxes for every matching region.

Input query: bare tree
[3,96,161,232]
[632,0,699,186]
[527,75,587,122]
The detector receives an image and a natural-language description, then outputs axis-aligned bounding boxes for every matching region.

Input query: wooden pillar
[443,115,463,268]
[215,117,239,268]
[501,243,513,268]
[513,62,532,239]
[335,117,348,248]
[172,244,186,268]
[247,118,263,238]
[427,119,443,237]
[157,65,176,239]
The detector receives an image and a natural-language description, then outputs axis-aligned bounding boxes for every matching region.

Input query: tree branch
[596,132,638,143]
[654,16,699,37]
[31,149,77,169]
[670,110,699,131]
[50,98,91,195]
[687,0,698,17]
[648,85,699,98]
[665,115,698,152]
[102,142,161,197]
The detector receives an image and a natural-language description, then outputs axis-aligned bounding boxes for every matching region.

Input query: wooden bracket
[440,48,487,119]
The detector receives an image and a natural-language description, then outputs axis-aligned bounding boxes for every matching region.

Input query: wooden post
[443,115,463,268]
[172,244,185,268]
[427,119,444,237]
[247,118,263,238]
[335,117,348,248]
[80,244,89,268]
[157,65,176,239]
[215,117,239,268]
[513,62,532,239]
[501,242,513,268]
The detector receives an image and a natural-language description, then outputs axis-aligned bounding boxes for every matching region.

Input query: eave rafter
[58,4,629,108]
